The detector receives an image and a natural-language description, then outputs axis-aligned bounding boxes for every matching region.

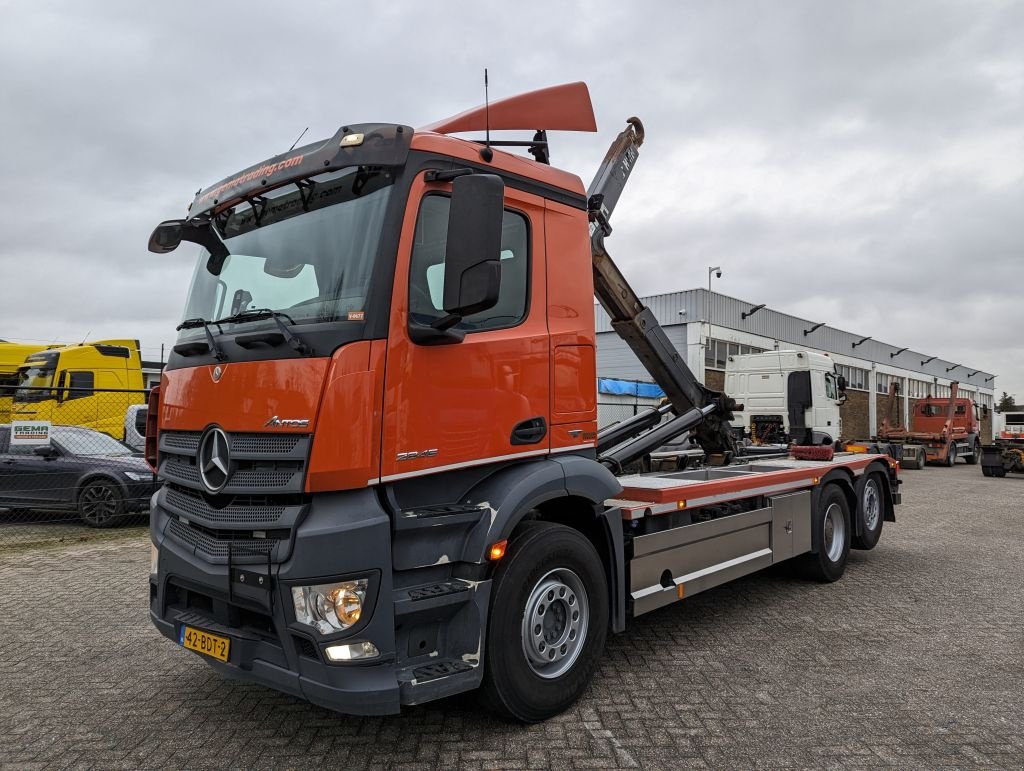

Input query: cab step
[397,658,481,705]
[394,579,473,619]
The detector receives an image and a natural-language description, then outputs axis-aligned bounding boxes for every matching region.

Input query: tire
[993,467,1007,478]
[966,440,981,465]
[982,466,993,477]
[480,521,609,723]
[797,484,851,582]
[945,443,956,467]
[77,479,125,528]
[852,472,884,551]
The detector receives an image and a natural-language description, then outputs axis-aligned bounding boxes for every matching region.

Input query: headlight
[125,471,152,482]
[292,579,368,634]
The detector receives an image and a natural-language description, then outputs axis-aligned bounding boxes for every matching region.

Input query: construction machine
[146,82,899,721]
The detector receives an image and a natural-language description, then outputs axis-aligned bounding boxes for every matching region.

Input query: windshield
[14,356,57,403]
[179,166,394,337]
[52,426,133,457]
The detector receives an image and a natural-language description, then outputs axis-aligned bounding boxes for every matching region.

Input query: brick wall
[705,369,725,392]
[841,389,871,440]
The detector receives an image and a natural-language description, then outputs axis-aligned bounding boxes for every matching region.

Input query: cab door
[379,175,549,482]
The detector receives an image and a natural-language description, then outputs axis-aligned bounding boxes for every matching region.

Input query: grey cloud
[1,0,1020,395]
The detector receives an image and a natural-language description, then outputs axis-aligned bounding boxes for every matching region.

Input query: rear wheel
[966,440,981,465]
[797,484,851,582]
[982,465,993,477]
[78,480,124,528]
[852,472,884,550]
[945,442,956,467]
[480,521,608,723]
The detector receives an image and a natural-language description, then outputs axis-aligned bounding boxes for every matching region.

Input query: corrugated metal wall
[595,289,995,390]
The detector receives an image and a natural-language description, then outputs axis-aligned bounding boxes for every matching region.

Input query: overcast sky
[1,1,1021,398]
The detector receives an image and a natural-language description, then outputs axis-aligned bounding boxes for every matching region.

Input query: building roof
[595,288,995,389]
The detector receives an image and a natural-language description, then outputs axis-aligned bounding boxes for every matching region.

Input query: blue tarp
[597,378,666,399]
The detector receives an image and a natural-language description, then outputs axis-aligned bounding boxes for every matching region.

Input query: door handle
[511,417,547,445]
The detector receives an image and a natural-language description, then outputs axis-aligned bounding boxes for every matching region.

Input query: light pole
[708,265,722,292]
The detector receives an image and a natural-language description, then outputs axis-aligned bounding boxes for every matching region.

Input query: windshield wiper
[212,309,311,356]
[174,317,228,361]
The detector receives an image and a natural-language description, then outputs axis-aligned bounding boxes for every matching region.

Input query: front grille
[164,486,289,526]
[158,429,311,563]
[162,431,201,453]
[231,434,303,455]
[168,518,279,563]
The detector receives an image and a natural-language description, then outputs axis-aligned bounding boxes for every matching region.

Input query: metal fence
[0,386,154,552]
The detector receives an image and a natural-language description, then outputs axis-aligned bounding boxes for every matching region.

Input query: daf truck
[146,83,900,722]
[11,339,146,439]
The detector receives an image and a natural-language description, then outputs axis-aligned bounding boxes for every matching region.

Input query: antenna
[289,127,309,152]
[480,69,493,162]
[80,330,91,345]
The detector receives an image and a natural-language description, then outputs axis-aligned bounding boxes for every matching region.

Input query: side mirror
[33,445,58,458]
[148,220,184,253]
[437,174,504,329]
[837,375,847,392]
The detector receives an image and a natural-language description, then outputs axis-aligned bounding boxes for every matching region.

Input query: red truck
[145,82,900,721]
[880,382,983,468]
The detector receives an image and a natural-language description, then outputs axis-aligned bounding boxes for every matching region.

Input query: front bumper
[149,487,402,716]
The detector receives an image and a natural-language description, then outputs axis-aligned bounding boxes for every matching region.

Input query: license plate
[179,625,230,662]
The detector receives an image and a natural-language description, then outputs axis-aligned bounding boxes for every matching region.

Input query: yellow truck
[1,341,54,424]
[10,339,146,439]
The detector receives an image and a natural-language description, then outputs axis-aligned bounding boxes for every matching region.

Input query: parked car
[0,424,158,527]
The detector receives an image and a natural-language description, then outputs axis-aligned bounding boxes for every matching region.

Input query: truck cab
[11,340,146,439]
[0,341,52,424]
[725,350,844,446]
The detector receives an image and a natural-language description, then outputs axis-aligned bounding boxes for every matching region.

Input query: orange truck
[145,83,900,721]
[879,381,983,469]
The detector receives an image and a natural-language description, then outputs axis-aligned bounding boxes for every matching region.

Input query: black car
[0,424,158,527]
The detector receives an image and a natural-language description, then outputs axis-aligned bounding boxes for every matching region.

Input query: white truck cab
[725,350,845,446]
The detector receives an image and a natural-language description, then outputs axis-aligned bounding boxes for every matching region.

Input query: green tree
[997,392,1016,412]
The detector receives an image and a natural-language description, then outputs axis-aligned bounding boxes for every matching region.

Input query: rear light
[145,385,160,472]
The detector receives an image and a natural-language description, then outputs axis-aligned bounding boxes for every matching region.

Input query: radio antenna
[480,69,493,162]
[289,127,309,152]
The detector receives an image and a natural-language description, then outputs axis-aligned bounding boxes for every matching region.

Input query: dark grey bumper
[149,487,402,716]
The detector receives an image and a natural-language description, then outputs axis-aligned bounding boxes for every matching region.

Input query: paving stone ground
[1,464,1022,769]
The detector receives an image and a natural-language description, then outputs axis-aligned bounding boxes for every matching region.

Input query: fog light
[325,641,379,662]
[150,543,159,575]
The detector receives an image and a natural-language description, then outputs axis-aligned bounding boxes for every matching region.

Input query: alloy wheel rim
[521,568,589,679]
[82,486,116,523]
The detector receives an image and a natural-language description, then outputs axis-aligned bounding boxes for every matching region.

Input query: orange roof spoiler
[421,81,597,135]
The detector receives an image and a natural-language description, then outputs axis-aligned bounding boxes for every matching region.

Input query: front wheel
[78,480,124,528]
[480,521,608,723]
[946,442,957,467]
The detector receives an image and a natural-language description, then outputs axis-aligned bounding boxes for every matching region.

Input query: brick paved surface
[1,465,1022,769]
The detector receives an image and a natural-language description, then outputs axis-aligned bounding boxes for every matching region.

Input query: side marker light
[489,540,508,561]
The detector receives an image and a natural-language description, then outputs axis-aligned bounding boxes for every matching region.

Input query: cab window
[408,194,529,333]
[824,373,838,400]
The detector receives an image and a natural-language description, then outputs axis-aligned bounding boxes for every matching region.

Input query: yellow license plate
[180,625,230,662]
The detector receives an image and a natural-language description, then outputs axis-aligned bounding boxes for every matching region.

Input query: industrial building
[595,289,997,442]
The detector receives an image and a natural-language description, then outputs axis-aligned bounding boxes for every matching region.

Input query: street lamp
[708,266,722,292]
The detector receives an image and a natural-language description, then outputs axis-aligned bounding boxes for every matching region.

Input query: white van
[725,350,845,446]
[123,404,148,451]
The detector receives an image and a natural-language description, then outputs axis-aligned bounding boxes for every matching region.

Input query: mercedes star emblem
[198,427,230,493]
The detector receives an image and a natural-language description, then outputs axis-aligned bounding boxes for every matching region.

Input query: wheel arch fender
[75,472,129,503]
[463,456,626,633]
